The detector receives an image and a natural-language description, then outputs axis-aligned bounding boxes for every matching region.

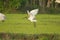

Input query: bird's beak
[24,17,27,19]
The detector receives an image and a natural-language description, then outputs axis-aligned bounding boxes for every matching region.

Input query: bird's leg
[33,22,36,27]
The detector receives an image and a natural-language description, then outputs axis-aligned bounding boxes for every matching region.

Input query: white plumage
[0,13,6,22]
[27,9,39,22]
[55,0,60,3]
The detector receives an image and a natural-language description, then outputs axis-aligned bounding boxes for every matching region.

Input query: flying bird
[0,13,6,22]
[27,9,39,22]
[27,9,39,27]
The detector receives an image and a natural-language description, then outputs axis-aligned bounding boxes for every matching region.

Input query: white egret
[0,13,6,22]
[27,9,39,27]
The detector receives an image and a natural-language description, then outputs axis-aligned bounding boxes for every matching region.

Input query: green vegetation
[0,0,60,40]
[0,13,60,34]
[0,0,60,13]
[0,33,60,40]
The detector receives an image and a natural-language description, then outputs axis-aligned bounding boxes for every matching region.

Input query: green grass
[0,13,60,34]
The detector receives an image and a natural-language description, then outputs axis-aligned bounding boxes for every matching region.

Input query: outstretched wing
[27,10,30,16]
[30,9,39,16]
